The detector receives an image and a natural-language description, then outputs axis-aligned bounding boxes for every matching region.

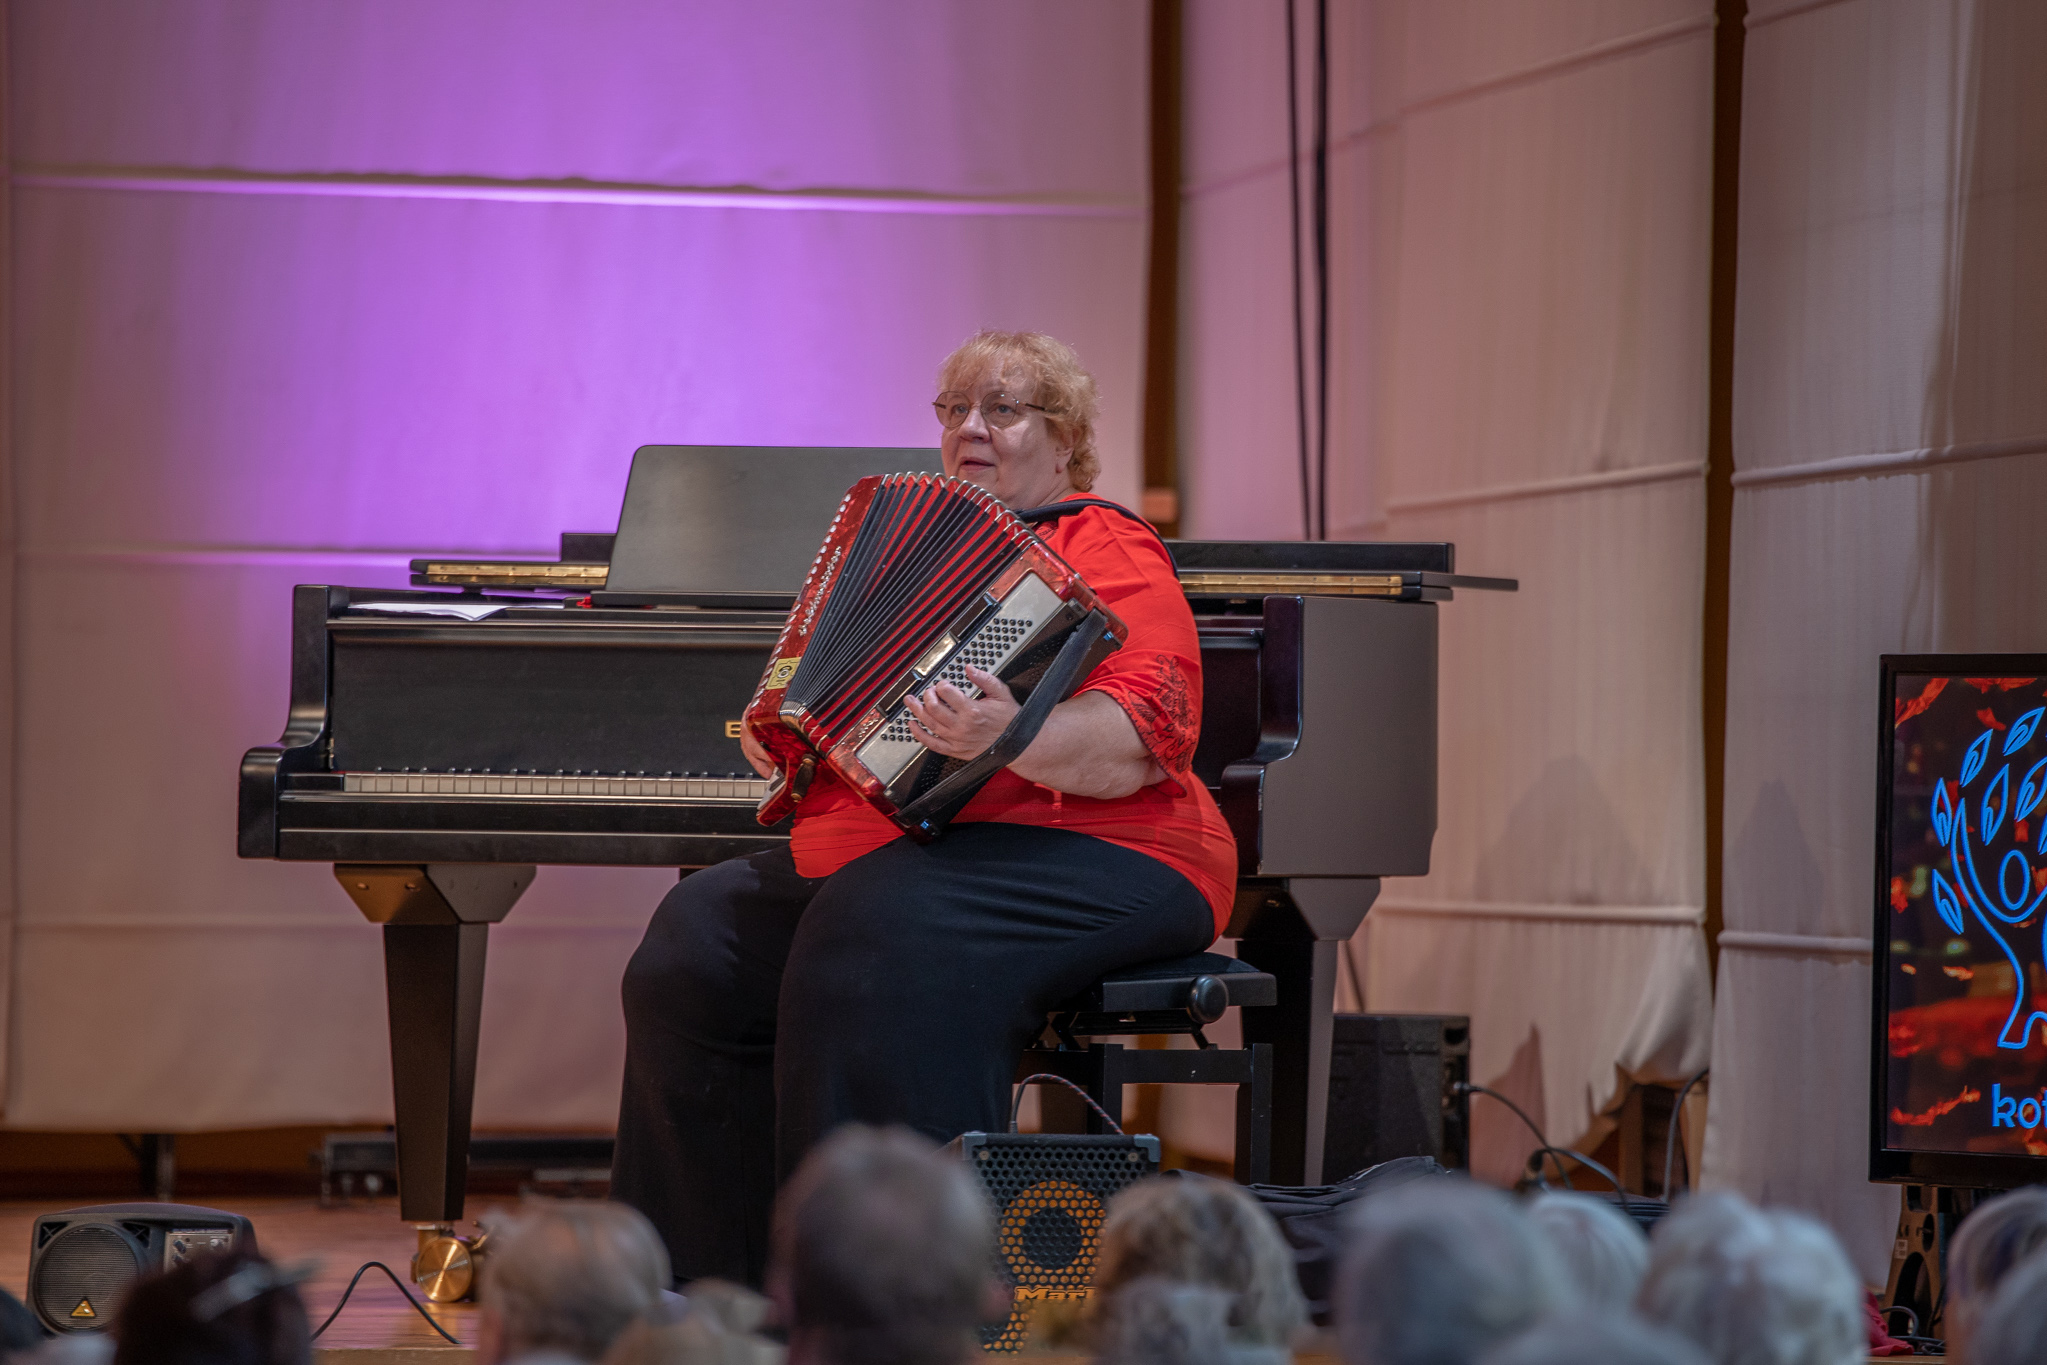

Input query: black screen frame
[1871,652,2047,1187]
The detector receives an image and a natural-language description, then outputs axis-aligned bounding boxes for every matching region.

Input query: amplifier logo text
[1991,1083,2047,1129]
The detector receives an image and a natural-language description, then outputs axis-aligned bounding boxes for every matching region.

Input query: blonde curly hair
[1091,1176,1307,1349]
[936,330,1102,492]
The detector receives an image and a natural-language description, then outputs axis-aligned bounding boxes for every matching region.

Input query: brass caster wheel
[411,1223,482,1303]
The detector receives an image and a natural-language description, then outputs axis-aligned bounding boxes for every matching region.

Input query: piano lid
[1168,540,1456,572]
[594,444,943,608]
[1167,540,1516,599]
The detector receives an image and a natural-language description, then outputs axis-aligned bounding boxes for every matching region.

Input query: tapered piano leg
[334,864,534,1223]
[383,923,490,1222]
[1232,878,1377,1186]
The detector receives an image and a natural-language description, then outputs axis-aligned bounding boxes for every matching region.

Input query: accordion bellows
[745,474,1126,838]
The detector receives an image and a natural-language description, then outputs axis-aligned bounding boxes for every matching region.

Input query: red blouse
[787,497,1239,933]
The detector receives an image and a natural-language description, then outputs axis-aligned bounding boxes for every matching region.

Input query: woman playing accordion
[613,331,1239,1284]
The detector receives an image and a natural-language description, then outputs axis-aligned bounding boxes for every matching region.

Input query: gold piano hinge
[416,561,608,586]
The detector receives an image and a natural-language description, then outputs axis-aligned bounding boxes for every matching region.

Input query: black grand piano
[239,445,1512,1226]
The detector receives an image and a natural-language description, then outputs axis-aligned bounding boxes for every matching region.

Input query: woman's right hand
[739,726,777,779]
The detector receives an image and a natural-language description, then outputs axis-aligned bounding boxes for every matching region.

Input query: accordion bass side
[743,474,1128,838]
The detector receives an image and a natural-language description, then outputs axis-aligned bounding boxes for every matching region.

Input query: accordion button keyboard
[857,574,1065,785]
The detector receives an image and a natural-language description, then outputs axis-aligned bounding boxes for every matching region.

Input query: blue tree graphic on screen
[1933,705,2047,1049]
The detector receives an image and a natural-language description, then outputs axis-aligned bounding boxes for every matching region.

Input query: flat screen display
[1877,658,2047,1181]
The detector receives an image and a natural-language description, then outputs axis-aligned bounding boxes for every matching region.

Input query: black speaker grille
[32,1224,144,1334]
[961,1134,1157,1352]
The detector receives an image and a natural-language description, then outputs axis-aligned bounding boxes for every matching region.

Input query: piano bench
[1018,951,1275,1184]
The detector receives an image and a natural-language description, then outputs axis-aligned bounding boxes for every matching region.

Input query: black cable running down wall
[1285,0,1312,542]
[1312,0,1330,541]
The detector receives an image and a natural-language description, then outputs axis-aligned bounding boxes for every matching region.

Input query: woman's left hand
[902,664,1019,759]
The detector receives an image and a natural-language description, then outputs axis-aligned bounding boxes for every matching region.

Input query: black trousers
[611,821,1215,1286]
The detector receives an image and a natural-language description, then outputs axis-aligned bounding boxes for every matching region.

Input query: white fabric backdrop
[1175,0,1715,1176]
[1704,0,2047,1279]
[4,0,1151,1129]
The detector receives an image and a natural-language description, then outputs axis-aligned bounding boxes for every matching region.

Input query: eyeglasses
[932,390,1049,431]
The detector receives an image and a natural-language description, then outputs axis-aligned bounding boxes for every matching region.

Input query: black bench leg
[1016,1048,1101,1133]
[1085,1044,1126,1135]
[1234,1043,1273,1185]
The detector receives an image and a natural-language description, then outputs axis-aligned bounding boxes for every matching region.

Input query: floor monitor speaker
[1324,1014,1470,1181]
[953,1131,1159,1352]
[28,1203,253,1335]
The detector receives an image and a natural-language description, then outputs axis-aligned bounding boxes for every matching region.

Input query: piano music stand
[595,444,941,609]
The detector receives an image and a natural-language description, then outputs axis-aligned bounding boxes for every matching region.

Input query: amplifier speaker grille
[955,1132,1160,1352]
[31,1225,145,1333]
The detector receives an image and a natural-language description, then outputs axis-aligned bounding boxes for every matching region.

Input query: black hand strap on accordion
[893,607,1114,840]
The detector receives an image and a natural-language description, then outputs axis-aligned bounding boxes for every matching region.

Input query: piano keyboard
[342,772,768,800]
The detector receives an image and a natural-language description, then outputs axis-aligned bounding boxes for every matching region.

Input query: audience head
[1635,1193,1862,1365]
[1945,1185,2047,1355]
[600,1281,782,1365]
[1091,1276,1289,1365]
[1479,1312,1710,1365]
[768,1124,1001,1365]
[1968,1242,2047,1365]
[479,1199,672,1364]
[0,1287,41,1360]
[1092,1175,1307,1349]
[1336,1177,1573,1365]
[1526,1191,1650,1310]
[110,1246,311,1365]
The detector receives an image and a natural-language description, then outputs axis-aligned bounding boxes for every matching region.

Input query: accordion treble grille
[784,476,1031,739]
[746,470,1124,838]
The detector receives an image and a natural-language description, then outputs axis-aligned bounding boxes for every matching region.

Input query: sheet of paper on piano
[347,600,565,621]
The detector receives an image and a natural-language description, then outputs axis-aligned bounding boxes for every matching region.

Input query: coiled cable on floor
[309,1260,461,1345]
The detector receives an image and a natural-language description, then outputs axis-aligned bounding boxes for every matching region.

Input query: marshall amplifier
[953,1131,1159,1352]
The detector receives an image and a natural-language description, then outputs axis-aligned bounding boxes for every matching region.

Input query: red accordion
[744,473,1126,838]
